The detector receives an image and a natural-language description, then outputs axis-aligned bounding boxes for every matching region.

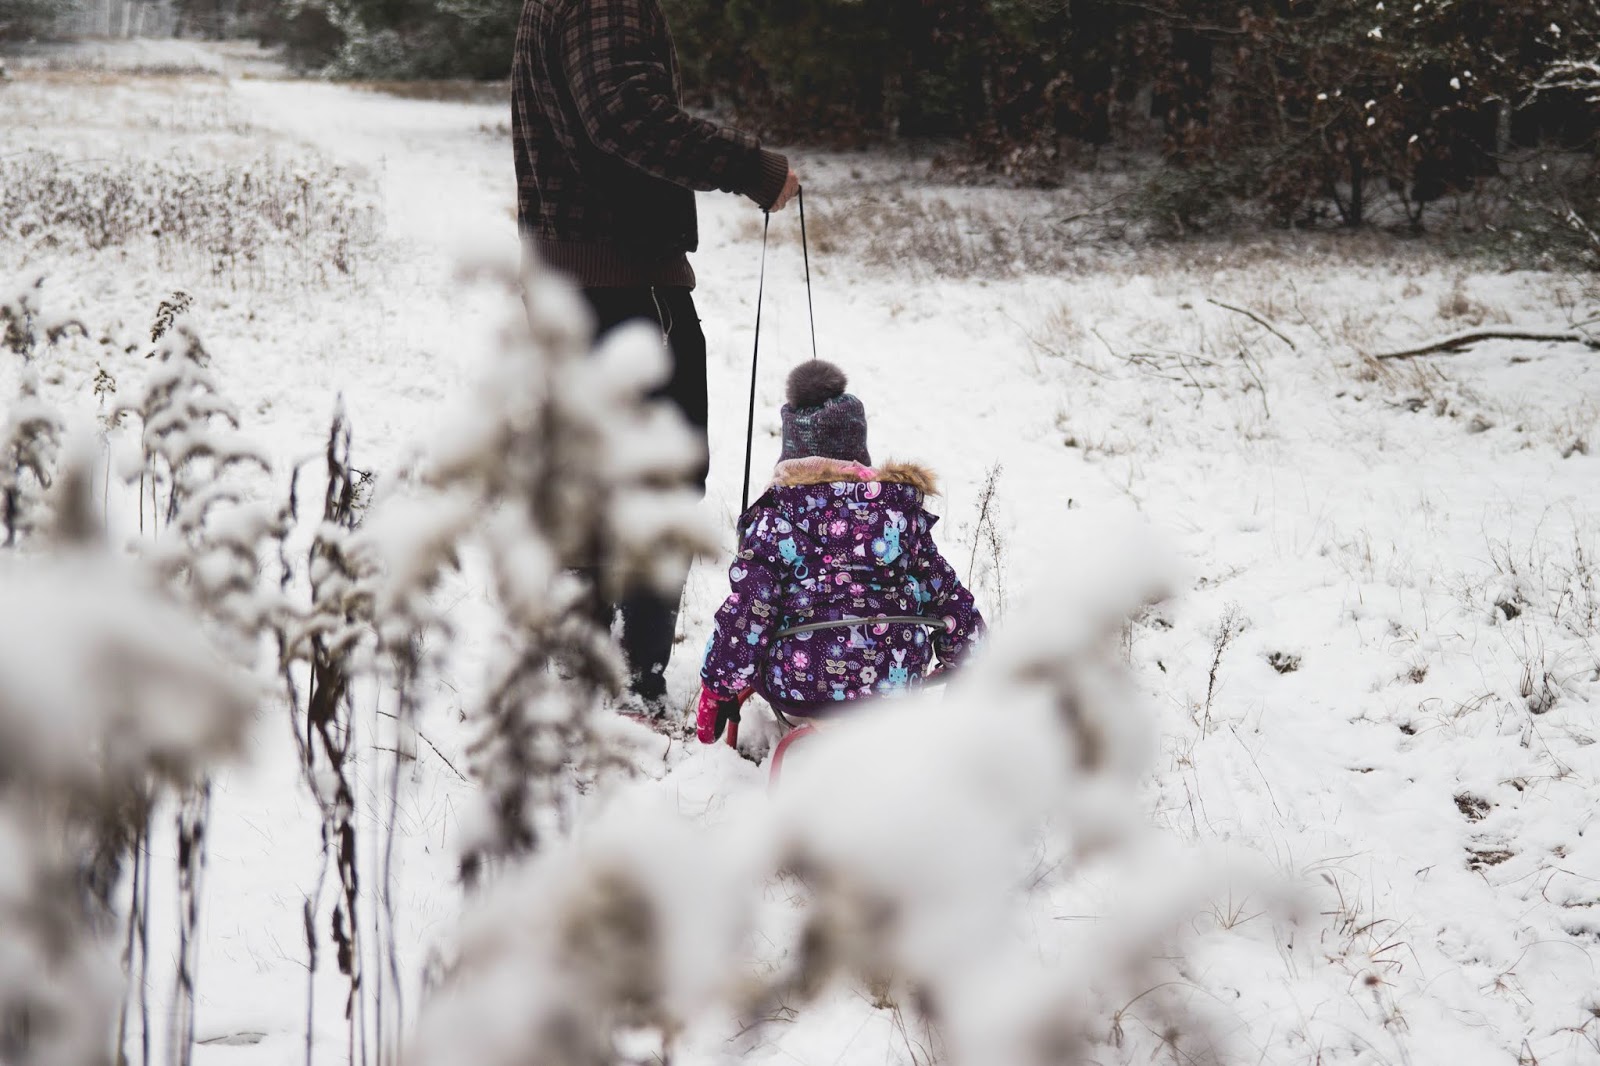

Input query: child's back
[698,362,983,734]
[704,457,981,710]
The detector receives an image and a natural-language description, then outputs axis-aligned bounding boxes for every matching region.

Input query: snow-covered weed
[374,254,716,881]
[963,462,1008,620]
[0,149,377,288]
[0,237,728,1062]
[0,373,64,546]
[0,481,257,1066]
[1484,520,1600,641]
[0,277,101,547]
[415,517,1217,1066]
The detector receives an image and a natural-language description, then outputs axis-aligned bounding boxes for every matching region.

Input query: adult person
[512,0,800,713]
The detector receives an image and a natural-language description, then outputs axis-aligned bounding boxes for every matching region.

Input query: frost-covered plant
[0,461,255,1066]
[0,373,64,547]
[124,296,291,646]
[0,277,86,364]
[356,252,713,883]
[119,317,275,559]
[238,252,716,1061]
[111,305,289,1066]
[0,277,90,548]
[412,519,1215,1066]
[350,254,714,886]
[274,404,387,1063]
[451,260,707,877]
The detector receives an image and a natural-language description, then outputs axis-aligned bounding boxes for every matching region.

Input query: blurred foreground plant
[412,518,1222,1065]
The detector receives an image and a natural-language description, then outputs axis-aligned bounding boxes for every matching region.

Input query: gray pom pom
[786,360,848,410]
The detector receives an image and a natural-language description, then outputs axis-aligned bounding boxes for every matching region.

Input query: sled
[722,615,949,787]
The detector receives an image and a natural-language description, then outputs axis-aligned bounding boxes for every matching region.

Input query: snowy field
[4,40,1600,1066]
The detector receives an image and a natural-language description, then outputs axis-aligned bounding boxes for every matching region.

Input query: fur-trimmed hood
[769,456,940,496]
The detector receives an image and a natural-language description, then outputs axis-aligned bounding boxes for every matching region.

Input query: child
[697,360,984,743]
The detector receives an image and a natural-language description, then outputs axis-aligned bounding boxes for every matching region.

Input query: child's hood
[742,456,942,535]
[767,456,939,495]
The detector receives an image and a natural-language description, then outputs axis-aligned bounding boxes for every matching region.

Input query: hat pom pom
[787,360,848,410]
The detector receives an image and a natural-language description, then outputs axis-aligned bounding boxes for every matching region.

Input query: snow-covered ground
[5,40,1600,1065]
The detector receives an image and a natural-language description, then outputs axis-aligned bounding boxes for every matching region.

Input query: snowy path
[237,75,1600,1061]
[6,48,1600,1064]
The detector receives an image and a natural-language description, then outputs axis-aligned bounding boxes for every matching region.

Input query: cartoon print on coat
[873,509,908,565]
[884,649,911,690]
[701,471,985,711]
[778,537,809,579]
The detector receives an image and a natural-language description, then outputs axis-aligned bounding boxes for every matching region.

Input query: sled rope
[740,211,770,516]
[740,188,821,515]
[798,186,818,363]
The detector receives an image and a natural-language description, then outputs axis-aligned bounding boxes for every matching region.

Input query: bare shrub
[966,462,1007,619]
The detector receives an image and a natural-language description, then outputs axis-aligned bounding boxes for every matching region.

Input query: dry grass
[0,76,255,137]
[764,171,1493,284]
[793,189,1133,279]
[0,148,378,287]
[1436,275,1511,327]
[349,79,509,104]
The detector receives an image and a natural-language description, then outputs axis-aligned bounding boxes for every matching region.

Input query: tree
[0,0,81,41]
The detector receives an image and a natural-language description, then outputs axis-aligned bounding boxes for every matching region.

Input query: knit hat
[779,360,871,466]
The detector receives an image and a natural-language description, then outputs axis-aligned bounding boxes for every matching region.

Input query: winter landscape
[4,13,1600,1066]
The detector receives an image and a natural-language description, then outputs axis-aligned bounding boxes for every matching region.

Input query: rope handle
[740,186,818,514]
[739,210,770,516]
[798,186,818,363]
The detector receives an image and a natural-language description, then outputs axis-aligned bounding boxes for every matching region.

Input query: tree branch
[1375,330,1600,361]
[1206,298,1297,350]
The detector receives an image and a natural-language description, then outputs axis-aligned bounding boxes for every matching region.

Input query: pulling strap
[798,186,818,363]
[740,211,770,515]
[739,188,820,514]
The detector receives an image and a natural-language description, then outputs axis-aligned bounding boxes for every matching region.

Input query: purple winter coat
[702,458,984,712]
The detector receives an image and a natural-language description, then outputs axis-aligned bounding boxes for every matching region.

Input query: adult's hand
[770,168,801,212]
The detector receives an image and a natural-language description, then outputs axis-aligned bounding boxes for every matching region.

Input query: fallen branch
[1205,298,1297,351]
[1375,329,1600,361]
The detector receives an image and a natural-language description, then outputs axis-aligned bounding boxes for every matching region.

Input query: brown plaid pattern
[513,0,788,282]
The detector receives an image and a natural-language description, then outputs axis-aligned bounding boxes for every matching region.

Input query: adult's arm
[560,0,789,208]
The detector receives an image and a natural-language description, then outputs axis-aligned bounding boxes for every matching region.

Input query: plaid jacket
[513,0,788,286]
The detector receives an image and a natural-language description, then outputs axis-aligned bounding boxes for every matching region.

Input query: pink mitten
[697,686,750,744]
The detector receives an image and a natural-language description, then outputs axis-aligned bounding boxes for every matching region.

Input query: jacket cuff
[745,149,790,210]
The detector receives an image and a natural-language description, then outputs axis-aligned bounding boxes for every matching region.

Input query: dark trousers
[582,287,708,700]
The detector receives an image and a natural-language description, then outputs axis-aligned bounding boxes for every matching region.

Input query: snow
[4,37,1600,1066]
[0,554,254,791]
